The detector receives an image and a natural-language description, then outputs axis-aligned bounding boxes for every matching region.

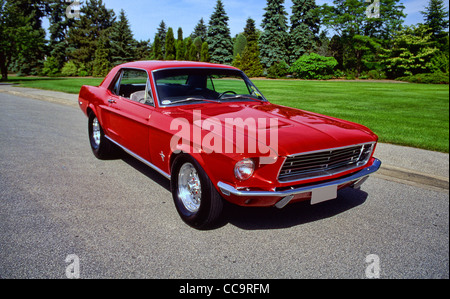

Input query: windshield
[153,68,266,106]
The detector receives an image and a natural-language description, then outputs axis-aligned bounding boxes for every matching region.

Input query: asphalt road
[0,93,448,280]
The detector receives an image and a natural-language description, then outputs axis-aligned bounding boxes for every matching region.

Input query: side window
[111,69,154,106]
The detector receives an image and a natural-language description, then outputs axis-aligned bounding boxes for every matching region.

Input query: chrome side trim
[218,158,381,198]
[105,136,171,180]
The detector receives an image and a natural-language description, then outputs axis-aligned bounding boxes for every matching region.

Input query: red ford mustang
[79,61,381,229]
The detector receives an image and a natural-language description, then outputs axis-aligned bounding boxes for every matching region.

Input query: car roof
[117,60,239,72]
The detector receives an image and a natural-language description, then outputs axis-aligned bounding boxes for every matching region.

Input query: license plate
[311,185,338,205]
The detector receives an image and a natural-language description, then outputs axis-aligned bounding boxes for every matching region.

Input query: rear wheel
[171,155,224,229]
[88,112,115,159]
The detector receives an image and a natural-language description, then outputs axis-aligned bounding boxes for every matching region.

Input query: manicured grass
[253,79,449,153]
[6,76,104,94]
[5,76,449,153]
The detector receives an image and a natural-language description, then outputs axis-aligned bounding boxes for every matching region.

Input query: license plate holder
[311,185,338,205]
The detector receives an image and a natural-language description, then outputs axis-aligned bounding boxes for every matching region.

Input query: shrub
[61,61,78,77]
[396,72,449,84]
[430,51,449,74]
[41,57,60,76]
[77,63,89,77]
[267,60,289,79]
[367,70,387,80]
[289,53,338,80]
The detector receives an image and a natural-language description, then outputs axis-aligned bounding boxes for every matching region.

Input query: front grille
[278,143,375,182]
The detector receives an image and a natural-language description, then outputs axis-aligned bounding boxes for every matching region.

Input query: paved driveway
[0,92,448,279]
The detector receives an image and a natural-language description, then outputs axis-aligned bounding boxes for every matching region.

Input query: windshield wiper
[221,95,265,102]
[164,98,221,105]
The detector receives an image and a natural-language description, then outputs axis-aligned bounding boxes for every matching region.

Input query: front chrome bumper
[218,158,382,209]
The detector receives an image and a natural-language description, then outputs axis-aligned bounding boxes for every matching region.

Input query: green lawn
[6,76,105,94]
[6,76,449,153]
[253,79,449,153]
[198,78,449,152]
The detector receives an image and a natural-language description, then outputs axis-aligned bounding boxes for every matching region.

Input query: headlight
[234,159,255,181]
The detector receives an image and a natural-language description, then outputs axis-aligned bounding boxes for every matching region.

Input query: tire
[88,112,115,160]
[171,155,224,229]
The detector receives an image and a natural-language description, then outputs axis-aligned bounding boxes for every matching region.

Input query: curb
[1,86,448,191]
[0,87,78,108]
[376,164,449,190]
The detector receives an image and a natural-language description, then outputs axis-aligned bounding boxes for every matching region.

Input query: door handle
[108,99,116,104]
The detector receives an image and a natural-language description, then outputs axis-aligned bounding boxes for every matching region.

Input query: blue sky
[67,0,450,41]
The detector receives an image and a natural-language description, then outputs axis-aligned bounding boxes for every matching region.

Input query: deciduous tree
[381,25,439,78]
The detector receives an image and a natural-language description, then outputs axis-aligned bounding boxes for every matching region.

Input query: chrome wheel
[92,117,101,148]
[178,163,202,213]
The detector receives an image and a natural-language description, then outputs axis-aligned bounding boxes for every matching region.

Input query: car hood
[175,101,378,157]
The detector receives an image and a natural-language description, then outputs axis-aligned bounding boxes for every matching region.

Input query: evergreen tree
[243,18,259,43]
[201,42,210,62]
[192,18,208,41]
[152,35,163,60]
[236,18,263,77]
[177,27,184,42]
[47,0,76,70]
[422,0,449,37]
[176,40,186,60]
[135,39,152,60]
[239,42,264,77]
[67,0,115,74]
[233,33,248,58]
[92,31,112,77]
[328,34,344,69]
[184,37,193,60]
[421,0,449,52]
[233,54,242,69]
[165,27,176,60]
[289,0,320,63]
[206,0,233,65]
[259,0,290,69]
[157,20,167,53]
[193,36,203,55]
[109,9,137,66]
[316,31,331,57]
[188,43,199,61]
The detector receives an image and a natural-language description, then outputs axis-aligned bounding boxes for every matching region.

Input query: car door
[103,68,155,161]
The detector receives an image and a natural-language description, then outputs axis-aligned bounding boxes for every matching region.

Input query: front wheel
[171,155,224,229]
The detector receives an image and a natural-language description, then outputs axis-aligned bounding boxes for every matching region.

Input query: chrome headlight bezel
[234,158,256,181]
